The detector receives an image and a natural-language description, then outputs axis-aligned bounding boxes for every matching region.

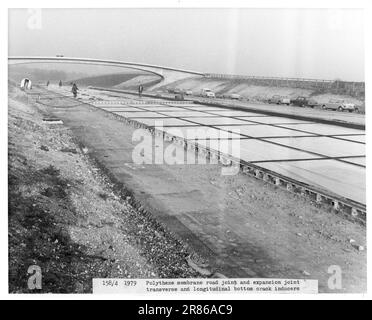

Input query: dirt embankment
[8,88,200,293]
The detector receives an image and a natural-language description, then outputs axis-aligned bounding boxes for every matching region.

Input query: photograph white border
[1,0,371,300]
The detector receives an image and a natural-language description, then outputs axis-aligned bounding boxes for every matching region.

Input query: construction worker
[71,83,79,98]
[22,79,30,90]
[138,85,144,98]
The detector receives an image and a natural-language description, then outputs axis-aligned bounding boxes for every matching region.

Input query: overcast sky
[8,8,364,81]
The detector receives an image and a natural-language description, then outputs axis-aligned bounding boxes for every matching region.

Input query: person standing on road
[23,79,29,90]
[138,85,144,98]
[59,80,63,87]
[46,80,50,88]
[72,83,79,98]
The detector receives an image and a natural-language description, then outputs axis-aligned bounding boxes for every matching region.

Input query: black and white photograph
[2,0,371,303]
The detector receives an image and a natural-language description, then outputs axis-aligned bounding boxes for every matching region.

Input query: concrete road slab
[264,136,365,158]
[102,107,145,112]
[137,106,190,112]
[237,116,316,125]
[279,123,364,135]
[131,117,197,127]
[162,126,243,140]
[205,110,268,117]
[157,111,222,117]
[128,104,164,107]
[217,125,316,138]
[196,139,323,162]
[182,105,227,111]
[114,111,168,118]
[259,159,365,204]
[340,157,366,166]
[167,103,199,107]
[182,117,252,126]
[338,135,366,143]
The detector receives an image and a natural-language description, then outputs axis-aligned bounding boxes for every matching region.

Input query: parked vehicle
[291,96,319,108]
[222,93,241,100]
[184,90,193,95]
[307,99,319,108]
[230,93,241,100]
[268,95,290,105]
[268,95,279,104]
[201,88,216,98]
[280,96,291,105]
[321,99,359,112]
[175,93,184,101]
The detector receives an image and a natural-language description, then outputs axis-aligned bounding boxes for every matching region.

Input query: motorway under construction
[14,84,366,291]
[34,85,366,220]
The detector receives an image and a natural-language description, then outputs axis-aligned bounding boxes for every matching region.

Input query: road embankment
[8,86,200,293]
[90,86,365,130]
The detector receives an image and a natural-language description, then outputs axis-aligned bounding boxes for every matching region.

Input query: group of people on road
[45,80,79,98]
[46,80,63,88]
[44,80,144,99]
